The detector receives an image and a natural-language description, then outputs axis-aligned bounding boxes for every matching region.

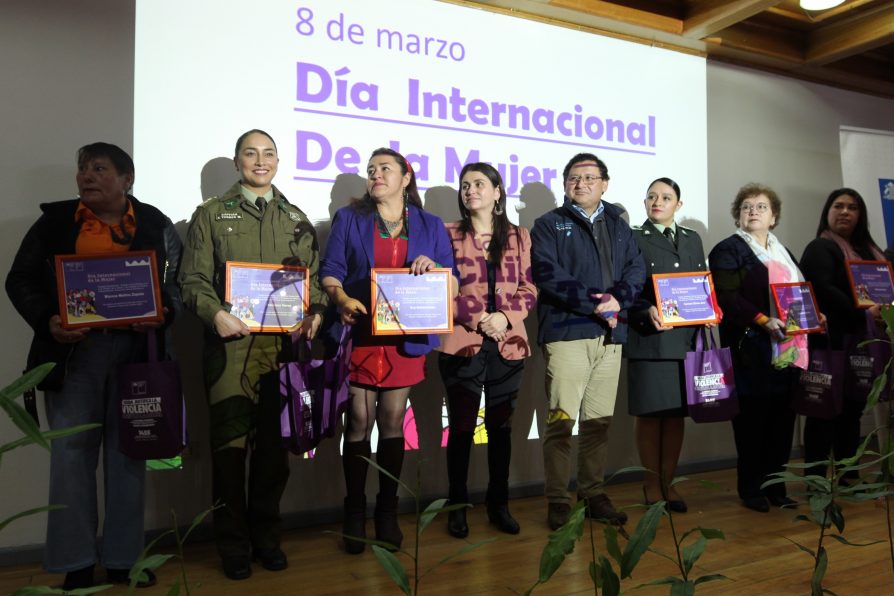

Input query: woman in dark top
[627,177,706,512]
[709,183,806,512]
[800,188,886,478]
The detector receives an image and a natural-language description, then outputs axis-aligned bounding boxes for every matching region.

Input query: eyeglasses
[739,203,771,213]
[566,175,603,186]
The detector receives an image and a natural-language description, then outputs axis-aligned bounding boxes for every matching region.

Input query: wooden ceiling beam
[549,0,682,34]
[683,0,783,39]
[806,3,894,64]
[704,23,804,63]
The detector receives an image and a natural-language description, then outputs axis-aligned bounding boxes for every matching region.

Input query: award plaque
[224,262,309,332]
[846,260,894,308]
[55,251,163,329]
[652,272,720,327]
[370,268,453,335]
[770,282,823,335]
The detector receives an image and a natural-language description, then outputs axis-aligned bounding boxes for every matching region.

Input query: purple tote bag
[793,343,845,419]
[684,329,739,423]
[280,328,351,455]
[845,310,892,402]
[118,332,187,459]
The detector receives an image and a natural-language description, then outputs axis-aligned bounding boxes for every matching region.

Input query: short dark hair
[562,153,609,183]
[816,188,881,255]
[234,129,277,157]
[77,142,134,179]
[456,162,514,264]
[731,183,781,229]
[647,177,681,200]
[351,147,423,211]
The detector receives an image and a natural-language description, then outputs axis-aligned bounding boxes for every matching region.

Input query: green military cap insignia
[223,198,239,209]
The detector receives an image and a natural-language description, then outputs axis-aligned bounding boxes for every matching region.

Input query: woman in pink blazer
[437,162,537,538]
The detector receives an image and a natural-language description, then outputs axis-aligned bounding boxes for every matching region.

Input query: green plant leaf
[620,500,663,578]
[536,501,585,582]
[604,524,623,565]
[361,456,413,497]
[864,366,889,412]
[419,498,448,533]
[781,535,816,558]
[838,433,877,467]
[693,573,731,585]
[0,423,102,457]
[826,534,883,547]
[0,392,48,451]
[681,534,707,574]
[597,554,620,596]
[669,580,695,596]
[0,505,65,532]
[635,576,680,589]
[828,504,845,533]
[431,538,496,569]
[0,362,55,401]
[811,546,829,595]
[668,476,688,487]
[165,577,181,596]
[181,505,217,543]
[371,545,411,596]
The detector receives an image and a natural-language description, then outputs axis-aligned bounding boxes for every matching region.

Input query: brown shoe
[547,502,571,530]
[582,494,627,525]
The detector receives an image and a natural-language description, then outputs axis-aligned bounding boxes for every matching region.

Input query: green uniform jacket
[625,220,706,360]
[178,182,326,329]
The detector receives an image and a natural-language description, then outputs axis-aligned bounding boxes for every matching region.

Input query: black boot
[374,437,405,550]
[486,427,519,534]
[342,440,370,554]
[446,430,473,538]
[63,565,95,591]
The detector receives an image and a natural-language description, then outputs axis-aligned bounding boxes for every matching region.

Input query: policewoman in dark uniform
[626,177,706,513]
[179,130,326,580]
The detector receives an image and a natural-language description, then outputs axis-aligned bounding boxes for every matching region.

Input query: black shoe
[253,547,288,571]
[743,496,770,513]
[768,495,798,508]
[222,556,252,581]
[107,567,157,588]
[374,496,403,551]
[487,504,520,535]
[667,499,688,513]
[583,494,628,525]
[447,507,469,538]
[63,565,95,590]
[547,502,571,531]
[343,497,367,555]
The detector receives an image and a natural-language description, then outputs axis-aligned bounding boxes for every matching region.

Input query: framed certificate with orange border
[770,282,823,335]
[224,262,309,333]
[652,271,720,327]
[370,268,453,335]
[846,259,894,308]
[55,251,164,329]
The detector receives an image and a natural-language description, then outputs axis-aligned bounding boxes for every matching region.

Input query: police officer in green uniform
[179,129,326,580]
[625,177,707,513]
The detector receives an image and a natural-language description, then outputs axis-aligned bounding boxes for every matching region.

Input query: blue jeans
[43,332,145,573]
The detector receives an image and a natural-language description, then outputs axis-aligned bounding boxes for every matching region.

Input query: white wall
[3,0,894,554]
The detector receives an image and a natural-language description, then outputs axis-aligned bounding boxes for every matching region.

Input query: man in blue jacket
[531,153,645,529]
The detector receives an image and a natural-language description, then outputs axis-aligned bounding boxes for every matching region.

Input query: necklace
[376,206,408,238]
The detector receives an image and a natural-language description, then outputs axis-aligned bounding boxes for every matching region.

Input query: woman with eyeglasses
[800,188,886,481]
[626,178,706,513]
[709,183,807,512]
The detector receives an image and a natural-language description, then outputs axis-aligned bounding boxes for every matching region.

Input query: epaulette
[199,196,218,207]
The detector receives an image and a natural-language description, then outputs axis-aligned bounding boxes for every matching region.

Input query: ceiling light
[799,0,846,10]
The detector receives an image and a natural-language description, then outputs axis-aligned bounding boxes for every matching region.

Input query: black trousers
[731,385,797,501]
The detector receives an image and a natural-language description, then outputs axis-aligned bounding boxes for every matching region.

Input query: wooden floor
[3,467,894,595]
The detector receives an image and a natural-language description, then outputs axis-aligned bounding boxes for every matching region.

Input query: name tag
[215,212,243,221]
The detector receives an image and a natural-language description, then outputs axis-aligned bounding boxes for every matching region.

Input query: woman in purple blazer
[320,147,454,554]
